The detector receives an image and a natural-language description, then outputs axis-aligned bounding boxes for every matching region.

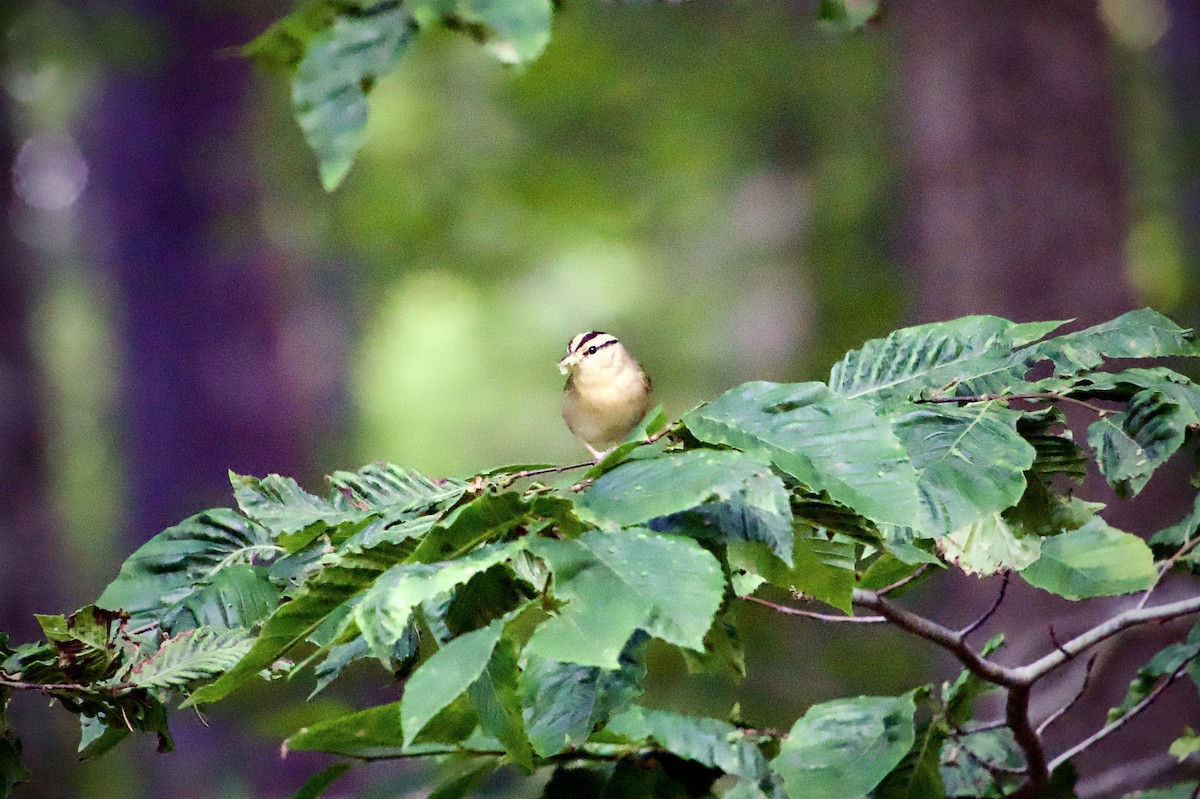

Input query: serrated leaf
[292,4,414,190]
[409,492,530,563]
[1028,308,1200,377]
[605,705,770,784]
[522,632,648,757]
[829,316,1063,405]
[1020,517,1156,599]
[329,462,466,514]
[161,565,281,633]
[409,0,553,64]
[892,403,1035,536]
[231,472,358,543]
[355,540,525,664]
[683,381,923,528]
[575,449,776,531]
[939,513,1040,576]
[287,763,352,799]
[187,538,411,705]
[771,692,917,799]
[401,619,505,744]
[132,628,253,690]
[468,635,532,771]
[1151,494,1200,561]
[524,529,724,668]
[1088,389,1194,497]
[97,509,275,622]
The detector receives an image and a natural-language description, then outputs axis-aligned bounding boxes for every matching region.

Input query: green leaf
[287,763,352,799]
[468,635,532,771]
[575,449,776,530]
[187,539,411,705]
[1169,728,1200,762]
[292,4,414,190]
[1020,518,1156,599]
[683,381,923,528]
[401,618,505,743]
[231,472,358,543]
[1028,308,1200,377]
[874,720,947,799]
[242,0,353,72]
[1088,389,1194,497]
[771,692,916,799]
[0,735,28,796]
[329,462,466,515]
[354,540,525,664]
[939,513,1041,576]
[524,529,724,668]
[892,403,1035,536]
[605,705,770,784]
[829,316,1063,405]
[97,509,275,621]
[409,0,553,64]
[939,729,1024,798]
[160,565,281,633]
[943,634,1005,725]
[522,632,648,757]
[587,405,669,476]
[286,702,408,758]
[1120,784,1200,799]
[78,714,129,760]
[409,492,530,563]
[1108,634,1200,722]
[428,758,499,799]
[132,627,254,690]
[37,606,123,682]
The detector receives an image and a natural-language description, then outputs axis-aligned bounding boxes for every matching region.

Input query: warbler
[558,331,654,460]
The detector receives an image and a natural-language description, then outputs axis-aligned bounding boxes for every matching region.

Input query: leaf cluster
[3,310,1200,799]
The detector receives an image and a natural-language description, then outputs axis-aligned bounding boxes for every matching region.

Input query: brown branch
[743,594,886,623]
[1006,684,1049,790]
[1047,653,1200,773]
[959,571,1010,638]
[0,675,132,694]
[1012,595,1200,684]
[851,589,1018,686]
[1036,654,1097,736]
[920,392,1110,417]
[1137,534,1200,610]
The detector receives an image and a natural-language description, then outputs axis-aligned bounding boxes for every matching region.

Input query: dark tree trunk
[893,3,1197,793]
[0,40,61,644]
[79,4,336,796]
[82,3,315,545]
[894,0,1134,324]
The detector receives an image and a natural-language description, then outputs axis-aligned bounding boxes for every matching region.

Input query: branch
[1036,654,1097,736]
[878,563,931,595]
[1047,653,1200,773]
[1012,595,1200,684]
[959,571,1010,639]
[851,589,1018,686]
[1007,684,1049,790]
[919,391,1110,417]
[1137,534,1200,610]
[743,594,886,623]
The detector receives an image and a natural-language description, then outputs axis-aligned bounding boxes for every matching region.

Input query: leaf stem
[742,594,886,623]
[1036,654,1097,736]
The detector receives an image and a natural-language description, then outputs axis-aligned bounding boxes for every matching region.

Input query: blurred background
[1,0,1199,796]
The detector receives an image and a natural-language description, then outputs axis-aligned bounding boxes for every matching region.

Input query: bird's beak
[558,353,580,375]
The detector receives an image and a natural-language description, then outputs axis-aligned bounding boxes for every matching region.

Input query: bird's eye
[586,345,598,355]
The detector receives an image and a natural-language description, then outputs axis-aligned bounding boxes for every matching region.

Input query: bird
[558,331,654,460]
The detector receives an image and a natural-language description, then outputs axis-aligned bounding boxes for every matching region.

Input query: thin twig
[959,571,1010,638]
[959,719,1008,735]
[878,563,932,595]
[1036,654,1098,736]
[1137,534,1200,610]
[1012,595,1200,684]
[1047,624,1073,661]
[1047,653,1200,773]
[743,594,886,623]
[494,461,593,488]
[920,392,1110,417]
[0,675,132,694]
